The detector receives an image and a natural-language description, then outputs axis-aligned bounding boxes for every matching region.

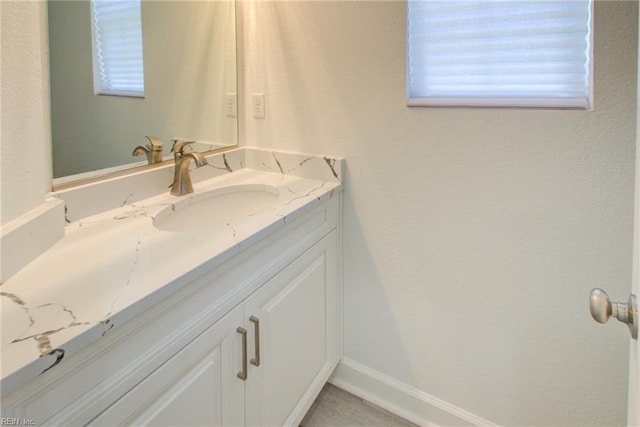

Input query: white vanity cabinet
[90,232,338,427]
[1,196,341,427]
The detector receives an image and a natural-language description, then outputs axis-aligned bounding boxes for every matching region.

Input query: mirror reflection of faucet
[170,139,208,196]
[132,136,164,164]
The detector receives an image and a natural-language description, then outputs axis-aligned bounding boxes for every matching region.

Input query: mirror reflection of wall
[48,0,237,180]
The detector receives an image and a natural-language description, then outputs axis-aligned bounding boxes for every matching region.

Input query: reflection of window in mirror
[90,0,145,97]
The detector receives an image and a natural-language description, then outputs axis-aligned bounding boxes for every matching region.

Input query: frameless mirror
[48,0,238,186]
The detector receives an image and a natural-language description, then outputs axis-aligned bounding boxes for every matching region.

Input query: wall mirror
[48,0,238,187]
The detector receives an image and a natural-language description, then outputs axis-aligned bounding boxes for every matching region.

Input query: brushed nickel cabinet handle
[250,316,261,367]
[237,327,248,380]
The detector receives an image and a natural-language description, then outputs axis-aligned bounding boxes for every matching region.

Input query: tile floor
[300,383,418,427]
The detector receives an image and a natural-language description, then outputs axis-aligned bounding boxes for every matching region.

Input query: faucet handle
[145,136,163,151]
[171,139,197,156]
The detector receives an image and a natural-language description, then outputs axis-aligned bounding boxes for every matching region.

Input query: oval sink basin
[154,184,280,232]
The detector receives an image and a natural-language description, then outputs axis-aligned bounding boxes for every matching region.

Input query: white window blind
[91,0,144,97]
[407,0,592,108]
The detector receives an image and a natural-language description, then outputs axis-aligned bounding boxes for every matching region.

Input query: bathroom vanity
[0,148,343,426]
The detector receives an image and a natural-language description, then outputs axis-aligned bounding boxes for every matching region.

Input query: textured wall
[1,1,52,225]
[2,0,636,424]
[241,1,637,425]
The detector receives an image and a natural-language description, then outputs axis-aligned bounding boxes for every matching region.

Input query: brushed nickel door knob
[589,288,638,339]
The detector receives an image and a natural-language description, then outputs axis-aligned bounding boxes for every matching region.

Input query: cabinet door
[88,305,245,427]
[245,231,339,426]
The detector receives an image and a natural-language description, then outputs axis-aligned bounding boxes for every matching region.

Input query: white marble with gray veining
[0,147,343,396]
[53,147,342,223]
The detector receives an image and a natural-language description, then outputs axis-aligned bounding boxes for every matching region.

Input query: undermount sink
[154,184,280,232]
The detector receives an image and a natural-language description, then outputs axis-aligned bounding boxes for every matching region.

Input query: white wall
[49,0,237,178]
[241,1,637,425]
[1,1,52,225]
[1,0,636,424]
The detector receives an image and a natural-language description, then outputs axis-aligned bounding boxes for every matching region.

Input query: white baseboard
[329,357,498,427]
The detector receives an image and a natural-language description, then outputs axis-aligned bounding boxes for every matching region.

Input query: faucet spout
[132,136,164,164]
[184,152,207,168]
[132,145,152,158]
[170,152,208,196]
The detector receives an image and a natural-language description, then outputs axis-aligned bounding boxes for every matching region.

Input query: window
[91,0,145,97]
[407,0,593,108]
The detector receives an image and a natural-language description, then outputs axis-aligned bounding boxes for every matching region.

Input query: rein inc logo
[1,419,35,426]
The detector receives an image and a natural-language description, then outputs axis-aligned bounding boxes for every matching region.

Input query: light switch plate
[252,93,265,119]
[225,93,237,117]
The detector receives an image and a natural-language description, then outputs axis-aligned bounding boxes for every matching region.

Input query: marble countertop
[1,154,342,395]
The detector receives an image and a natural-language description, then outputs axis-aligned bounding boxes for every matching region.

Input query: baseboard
[329,357,498,427]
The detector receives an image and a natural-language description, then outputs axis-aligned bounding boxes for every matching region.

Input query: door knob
[589,288,638,339]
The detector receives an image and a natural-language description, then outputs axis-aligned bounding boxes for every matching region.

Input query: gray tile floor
[300,383,418,427]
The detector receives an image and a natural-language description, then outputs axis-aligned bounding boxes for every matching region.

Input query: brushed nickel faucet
[170,140,208,196]
[132,136,164,164]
